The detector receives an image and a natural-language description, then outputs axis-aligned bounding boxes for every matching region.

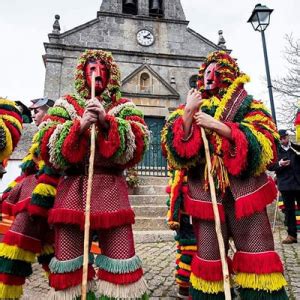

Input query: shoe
[282,235,297,244]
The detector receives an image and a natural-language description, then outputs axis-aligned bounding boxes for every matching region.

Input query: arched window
[149,0,163,18]
[140,72,151,92]
[189,75,198,89]
[122,0,138,15]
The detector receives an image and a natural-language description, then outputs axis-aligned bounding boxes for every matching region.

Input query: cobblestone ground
[22,212,300,299]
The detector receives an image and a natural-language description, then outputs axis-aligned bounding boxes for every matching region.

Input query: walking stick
[81,72,96,300]
[200,127,231,300]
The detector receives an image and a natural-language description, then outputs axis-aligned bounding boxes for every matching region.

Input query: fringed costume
[0,98,23,176]
[166,169,196,297]
[0,134,54,299]
[30,50,149,299]
[161,51,288,299]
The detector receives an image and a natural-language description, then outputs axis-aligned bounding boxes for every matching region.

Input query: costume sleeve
[0,99,23,162]
[161,106,203,170]
[222,99,279,177]
[97,101,150,168]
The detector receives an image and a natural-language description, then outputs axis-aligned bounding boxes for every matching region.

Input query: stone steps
[134,185,166,195]
[139,176,168,186]
[129,194,167,206]
[133,230,174,243]
[132,205,167,218]
[133,217,169,231]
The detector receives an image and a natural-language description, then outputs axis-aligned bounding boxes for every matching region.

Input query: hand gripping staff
[81,71,96,300]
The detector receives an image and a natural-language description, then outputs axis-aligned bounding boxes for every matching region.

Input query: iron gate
[137,117,168,176]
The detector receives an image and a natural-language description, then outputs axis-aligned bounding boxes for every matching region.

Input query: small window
[149,0,163,18]
[122,0,138,15]
[140,72,151,92]
[189,75,198,89]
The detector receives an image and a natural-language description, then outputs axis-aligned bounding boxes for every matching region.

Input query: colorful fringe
[95,254,147,299]
[0,98,23,162]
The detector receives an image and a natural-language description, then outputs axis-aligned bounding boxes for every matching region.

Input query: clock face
[137,29,155,46]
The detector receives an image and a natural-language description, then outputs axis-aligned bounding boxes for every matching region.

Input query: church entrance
[137,116,167,176]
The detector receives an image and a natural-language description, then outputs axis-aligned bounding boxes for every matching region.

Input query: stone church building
[42,0,224,175]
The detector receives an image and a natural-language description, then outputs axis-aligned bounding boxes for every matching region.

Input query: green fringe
[233,95,253,122]
[95,254,142,274]
[174,237,196,246]
[189,287,236,300]
[49,253,94,274]
[30,193,55,208]
[180,254,193,265]
[238,288,289,300]
[176,274,190,282]
[98,292,149,300]
[119,107,144,119]
[0,257,32,277]
[48,107,70,119]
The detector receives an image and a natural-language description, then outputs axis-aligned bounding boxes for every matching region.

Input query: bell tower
[99,0,186,21]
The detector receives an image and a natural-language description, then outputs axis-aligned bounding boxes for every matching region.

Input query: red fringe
[40,126,57,166]
[222,122,248,176]
[2,230,41,253]
[4,121,21,148]
[172,117,202,159]
[43,115,66,123]
[48,208,135,230]
[233,251,284,274]
[166,186,171,194]
[125,115,147,126]
[62,120,88,164]
[49,265,94,290]
[295,112,300,125]
[28,204,48,218]
[97,268,143,285]
[235,177,277,219]
[184,193,225,222]
[2,201,14,216]
[65,95,84,116]
[121,122,145,169]
[12,197,30,216]
[191,255,232,281]
[98,115,121,158]
[0,272,26,286]
[38,174,59,187]
[177,268,191,278]
[0,109,23,124]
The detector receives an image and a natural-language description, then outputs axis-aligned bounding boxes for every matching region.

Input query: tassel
[0,283,23,299]
[238,287,288,300]
[190,273,224,294]
[0,243,36,263]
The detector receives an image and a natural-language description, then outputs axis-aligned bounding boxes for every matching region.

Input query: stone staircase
[130,176,175,243]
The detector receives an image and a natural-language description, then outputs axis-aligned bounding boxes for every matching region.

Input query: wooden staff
[272,191,280,233]
[81,72,96,300]
[200,127,231,300]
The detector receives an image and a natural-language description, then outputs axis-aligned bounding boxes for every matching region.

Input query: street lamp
[248,3,277,125]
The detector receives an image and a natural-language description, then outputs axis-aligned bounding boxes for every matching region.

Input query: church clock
[136,29,155,46]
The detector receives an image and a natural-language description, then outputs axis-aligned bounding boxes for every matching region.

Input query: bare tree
[273,34,300,129]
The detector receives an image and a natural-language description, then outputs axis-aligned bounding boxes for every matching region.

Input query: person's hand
[185,89,203,114]
[279,159,290,167]
[86,98,107,127]
[80,109,98,134]
[194,111,218,130]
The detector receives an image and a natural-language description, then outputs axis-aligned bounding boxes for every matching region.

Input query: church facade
[43,0,223,175]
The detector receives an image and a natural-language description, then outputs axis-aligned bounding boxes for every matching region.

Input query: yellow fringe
[34,183,56,197]
[242,123,274,176]
[40,244,54,255]
[190,273,224,294]
[0,243,36,263]
[0,283,23,299]
[235,272,287,292]
[296,125,300,143]
[0,99,18,107]
[180,245,197,251]
[179,262,191,271]
[0,119,13,161]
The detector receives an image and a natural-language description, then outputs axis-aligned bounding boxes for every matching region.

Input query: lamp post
[248,3,277,125]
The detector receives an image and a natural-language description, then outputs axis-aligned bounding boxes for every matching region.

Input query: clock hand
[143,34,151,39]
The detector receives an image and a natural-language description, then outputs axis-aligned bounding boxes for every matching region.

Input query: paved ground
[21,211,300,300]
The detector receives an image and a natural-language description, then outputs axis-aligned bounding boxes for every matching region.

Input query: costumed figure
[0,98,23,178]
[0,98,55,299]
[28,50,149,299]
[165,168,196,299]
[161,51,288,299]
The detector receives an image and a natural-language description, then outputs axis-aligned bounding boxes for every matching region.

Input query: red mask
[84,59,109,95]
[203,62,221,92]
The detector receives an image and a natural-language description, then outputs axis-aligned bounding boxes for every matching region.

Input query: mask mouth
[95,76,102,83]
[206,79,214,85]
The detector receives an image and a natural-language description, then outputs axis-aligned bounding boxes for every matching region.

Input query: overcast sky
[0,0,299,112]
